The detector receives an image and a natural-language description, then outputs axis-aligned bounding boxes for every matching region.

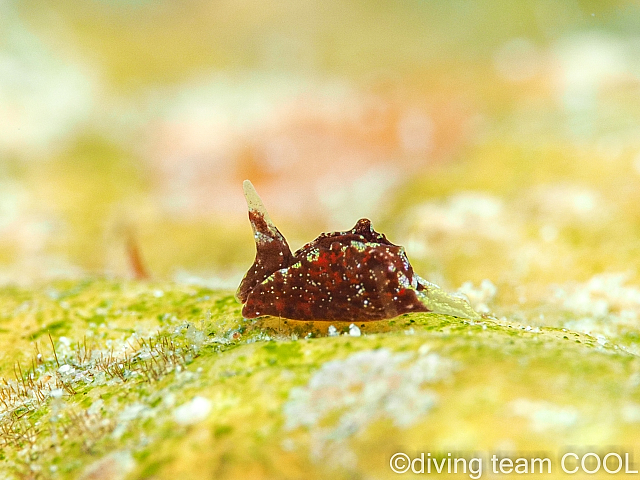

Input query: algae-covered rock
[1,280,639,479]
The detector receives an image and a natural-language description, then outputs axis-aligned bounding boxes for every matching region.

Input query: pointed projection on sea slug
[236,180,480,321]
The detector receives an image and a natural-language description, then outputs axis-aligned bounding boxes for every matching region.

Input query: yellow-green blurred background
[2,0,640,291]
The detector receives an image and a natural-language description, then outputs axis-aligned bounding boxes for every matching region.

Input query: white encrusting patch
[283,348,457,466]
[173,396,213,426]
[405,192,509,240]
[510,398,578,432]
[528,184,608,223]
[552,273,640,344]
[621,403,640,423]
[458,279,497,314]
[553,273,640,318]
[78,450,135,480]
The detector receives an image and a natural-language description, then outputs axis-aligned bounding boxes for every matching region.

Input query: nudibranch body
[237,180,479,321]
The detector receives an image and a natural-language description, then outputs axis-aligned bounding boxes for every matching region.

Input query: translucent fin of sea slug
[415,276,481,320]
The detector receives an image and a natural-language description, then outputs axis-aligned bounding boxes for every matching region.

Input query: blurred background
[2,0,640,296]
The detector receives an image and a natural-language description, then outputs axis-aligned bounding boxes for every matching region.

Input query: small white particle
[510,398,578,431]
[328,325,339,336]
[58,364,74,375]
[418,344,431,356]
[78,451,135,480]
[50,388,64,399]
[119,403,146,422]
[539,224,558,243]
[173,396,212,425]
[622,403,640,423]
[348,324,361,337]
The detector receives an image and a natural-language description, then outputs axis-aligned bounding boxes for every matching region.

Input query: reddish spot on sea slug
[236,180,479,321]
